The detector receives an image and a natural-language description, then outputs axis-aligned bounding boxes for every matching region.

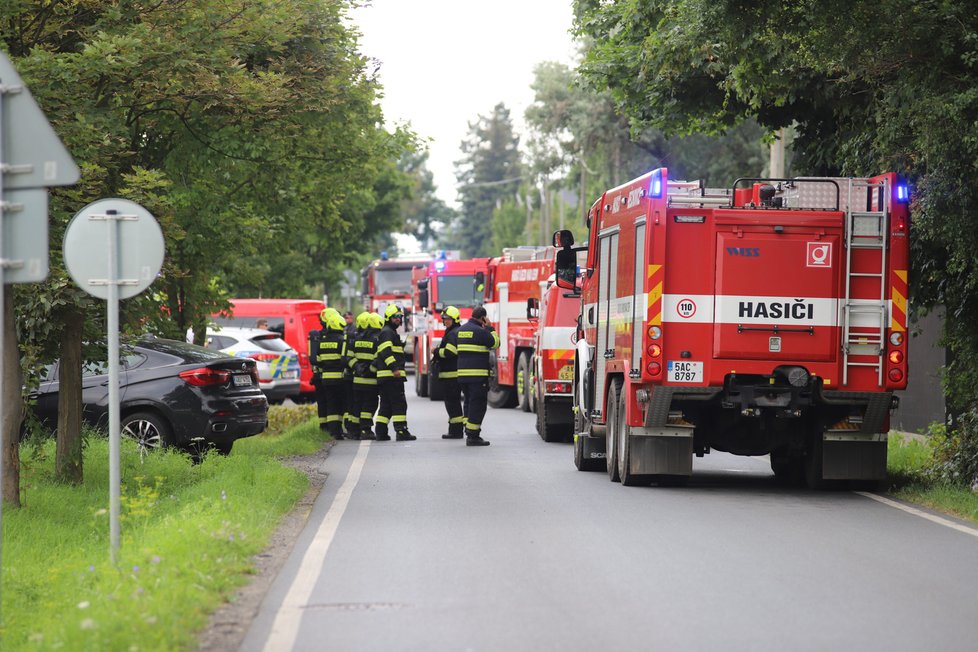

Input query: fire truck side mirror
[526,297,540,320]
[474,271,486,294]
[555,248,577,291]
[417,278,429,309]
[552,229,574,248]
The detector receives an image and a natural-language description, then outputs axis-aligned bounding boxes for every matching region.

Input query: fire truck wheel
[536,397,568,443]
[528,366,538,414]
[517,354,532,413]
[428,373,445,401]
[415,366,429,398]
[606,379,622,483]
[618,392,653,487]
[487,376,517,409]
[770,450,805,486]
[804,424,826,489]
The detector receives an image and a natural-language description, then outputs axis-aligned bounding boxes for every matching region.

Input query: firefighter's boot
[374,424,391,441]
[465,428,489,446]
[396,428,417,442]
[442,424,464,439]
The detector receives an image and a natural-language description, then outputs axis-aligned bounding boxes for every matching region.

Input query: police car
[201,326,301,403]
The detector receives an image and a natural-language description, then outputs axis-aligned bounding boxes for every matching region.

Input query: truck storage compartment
[713,228,842,362]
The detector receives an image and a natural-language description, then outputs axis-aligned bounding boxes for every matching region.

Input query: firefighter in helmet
[374,304,416,441]
[349,311,382,440]
[435,305,465,439]
[455,305,499,446]
[310,307,348,440]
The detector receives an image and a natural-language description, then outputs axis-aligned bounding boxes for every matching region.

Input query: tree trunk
[56,307,84,484]
[2,287,22,507]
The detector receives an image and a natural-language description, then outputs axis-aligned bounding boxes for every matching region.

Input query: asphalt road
[240,390,978,652]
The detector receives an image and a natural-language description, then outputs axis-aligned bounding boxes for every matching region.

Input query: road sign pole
[99,209,123,562]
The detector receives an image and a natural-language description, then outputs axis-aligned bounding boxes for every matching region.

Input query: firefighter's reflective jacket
[351,325,380,386]
[375,323,406,382]
[436,321,461,380]
[456,318,500,381]
[312,327,348,385]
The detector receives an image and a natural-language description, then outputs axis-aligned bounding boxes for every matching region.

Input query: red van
[212,299,325,402]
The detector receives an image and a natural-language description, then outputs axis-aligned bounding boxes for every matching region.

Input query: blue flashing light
[650,170,663,199]
[896,183,910,204]
[436,250,447,260]
[435,260,446,272]
[380,251,389,261]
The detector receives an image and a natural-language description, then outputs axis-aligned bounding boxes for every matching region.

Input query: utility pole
[770,127,786,178]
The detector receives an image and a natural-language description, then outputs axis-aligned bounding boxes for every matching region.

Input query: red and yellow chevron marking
[646,264,663,326]
[547,349,575,362]
[891,269,908,332]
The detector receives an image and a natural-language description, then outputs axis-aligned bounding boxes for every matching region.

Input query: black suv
[28,338,269,455]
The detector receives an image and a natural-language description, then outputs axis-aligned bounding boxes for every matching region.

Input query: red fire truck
[361,253,432,363]
[555,168,910,487]
[528,274,582,442]
[482,247,555,409]
[410,255,491,399]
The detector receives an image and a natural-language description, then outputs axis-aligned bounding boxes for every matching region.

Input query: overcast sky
[351,1,578,208]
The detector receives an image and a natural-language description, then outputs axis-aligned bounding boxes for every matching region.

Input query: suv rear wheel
[121,411,171,457]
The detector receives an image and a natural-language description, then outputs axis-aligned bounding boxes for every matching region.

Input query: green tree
[453,103,523,257]
[3,0,411,498]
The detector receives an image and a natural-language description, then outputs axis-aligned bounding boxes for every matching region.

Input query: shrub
[925,409,978,488]
[265,403,317,437]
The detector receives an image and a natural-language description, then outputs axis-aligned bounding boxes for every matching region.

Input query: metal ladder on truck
[841,178,889,386]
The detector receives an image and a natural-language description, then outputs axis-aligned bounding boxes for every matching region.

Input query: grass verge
[1,405,326,651]
[887,432,978,524]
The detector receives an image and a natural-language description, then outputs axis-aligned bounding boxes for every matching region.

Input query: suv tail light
[179,367,231,386]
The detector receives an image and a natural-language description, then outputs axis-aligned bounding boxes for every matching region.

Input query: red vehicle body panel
[411,257,491,382]
[212,298,325,399]
[572,168,910,482]
[483,250,555,390]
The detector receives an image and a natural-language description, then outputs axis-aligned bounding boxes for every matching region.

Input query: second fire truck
[483,247,555,410]
[555,167,910,487]
[411,254,490,399]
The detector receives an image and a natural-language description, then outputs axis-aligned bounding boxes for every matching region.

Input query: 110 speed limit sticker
[667,360,703,383]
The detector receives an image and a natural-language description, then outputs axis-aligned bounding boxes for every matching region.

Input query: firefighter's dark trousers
[342,376,358,435]
[441,377,464,435]
[315,381,346,437]
[460,379,489,438]
[376,378,408,437]
[352,382,379,436]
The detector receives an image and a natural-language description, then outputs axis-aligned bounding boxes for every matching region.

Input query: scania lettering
[555,169,910,487]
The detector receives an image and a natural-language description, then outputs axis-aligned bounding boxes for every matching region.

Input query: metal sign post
[64,199,164,563]
[0,50,80,627]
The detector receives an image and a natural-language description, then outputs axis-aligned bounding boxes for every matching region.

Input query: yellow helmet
[368,312,384,329]
[441,305,461,321]
[384,303,404,321]
[356,311,371,329]
[328,314,346,331]
[320,307,340,325]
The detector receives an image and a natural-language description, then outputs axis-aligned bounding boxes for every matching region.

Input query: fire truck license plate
[668,361,703,383]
